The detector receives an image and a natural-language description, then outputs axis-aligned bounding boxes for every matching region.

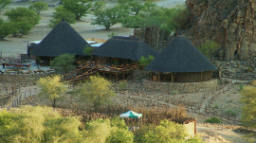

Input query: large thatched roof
[90,36,159,61]
[111,36,140,41]
[31,21,89,57]
[145,35,217,72]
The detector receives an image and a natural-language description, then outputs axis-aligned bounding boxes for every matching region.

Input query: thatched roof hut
[145,33,217,82]
[31,21,90,57]
[90,36,159,61]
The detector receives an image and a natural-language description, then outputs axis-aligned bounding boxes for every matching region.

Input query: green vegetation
[225,109,237,117]
[4,7,41,37]
[91,2,121,30]
[50,53,76,74]
[60,0,92,20]
[49,5,76,28]
[0,0,11,13]
[171,89,179,95]
[29,1,48,15]
[240,84,256,128]
[107,32,118,39]
[38,75,67,108]
[214,103,219,109]
[0,106,204,143]
[138,55,154,67]
[197,40,220,58]
[238,84,245,91]
[204,117,221,123]
[83,45,94,55]
[0,18,14,40]
[118,80,127,90]
[78,75,116,112]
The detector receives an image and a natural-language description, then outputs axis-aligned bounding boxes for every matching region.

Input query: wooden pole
[116,73,118,82]
[200,72,202,82]
[151,71,153,80]
[171,73,173,82]
[50,57,51,66]
[158,72,160,82]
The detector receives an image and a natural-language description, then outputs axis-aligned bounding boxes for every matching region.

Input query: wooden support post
[116,73,118,82]
[50,57,51,66]
[110,73,112,81]
[200,72,202,82]
[158,72,160,82]
[123,73,125,80]
[103,72,105,77]
[171,73,173,82]
[151,71,153,80]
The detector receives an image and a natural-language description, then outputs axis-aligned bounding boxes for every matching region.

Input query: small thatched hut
[90,36,159,65]
[145,33,217,82]
[30,20,90,65]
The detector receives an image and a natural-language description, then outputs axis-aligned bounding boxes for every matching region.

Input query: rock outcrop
[185,0,256,60]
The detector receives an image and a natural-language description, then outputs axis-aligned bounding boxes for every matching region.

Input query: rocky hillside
[185,0,256,60]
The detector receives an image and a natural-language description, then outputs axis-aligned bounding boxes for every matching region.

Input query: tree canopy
[4,7,41,37]
[91,2,121,30]
[29,1,48,15]
[0,0,11,13]
[50,53,76,74]
[38,75,67,108]
[78,75,116,111]
[197,40,220,58]
[240,81,256,129]
[49,5,76,28]
[60,0,92,20]
[0,18,14,40]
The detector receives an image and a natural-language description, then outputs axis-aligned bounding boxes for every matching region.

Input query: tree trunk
[53,98,56,108]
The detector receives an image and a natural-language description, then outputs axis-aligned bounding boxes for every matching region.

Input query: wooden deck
[61,64,137,82]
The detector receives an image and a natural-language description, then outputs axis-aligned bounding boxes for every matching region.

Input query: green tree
[107,32,118,39]
[91,2,122,30]
[49,5,76,28]
[138,55,154,66]
[61,0,92,20]
[0,19,15,40]
[38,75,67,108]
[240,84,256,128]
[4,7,41,37]
[83,45,94,55]
[0,0,11,13]
[0,106,84,142]
[50,53,76,74]
[78,75,116,112]
[29,1,48,15]
[197,40,220,58]
[141,119,205,143]
[106,117,134,143]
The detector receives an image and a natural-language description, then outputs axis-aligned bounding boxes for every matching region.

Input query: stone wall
[0,72,55,83]
[143,79,218,94]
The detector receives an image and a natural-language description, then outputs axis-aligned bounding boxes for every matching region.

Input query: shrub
[204,117,221,123]
[225,109,237,117]
[171,89,179,95]
[118,80,127,90]
[238,84,244,91]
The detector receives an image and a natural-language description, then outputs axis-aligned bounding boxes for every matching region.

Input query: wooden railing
[60,65,93,80]
[70,67,98,82]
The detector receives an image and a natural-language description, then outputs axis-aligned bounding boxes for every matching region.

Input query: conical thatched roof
[145,35,217,72]
[31,21,89,57]
[90,36,159,61]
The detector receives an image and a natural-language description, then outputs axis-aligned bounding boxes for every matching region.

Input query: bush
[171,89,179,95]
[118,80,127,90]
[225,109,237,117]
[238,84,244,91]
[204,117,221,123]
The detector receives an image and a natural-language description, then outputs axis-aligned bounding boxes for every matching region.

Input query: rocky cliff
[185,0,256,60]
